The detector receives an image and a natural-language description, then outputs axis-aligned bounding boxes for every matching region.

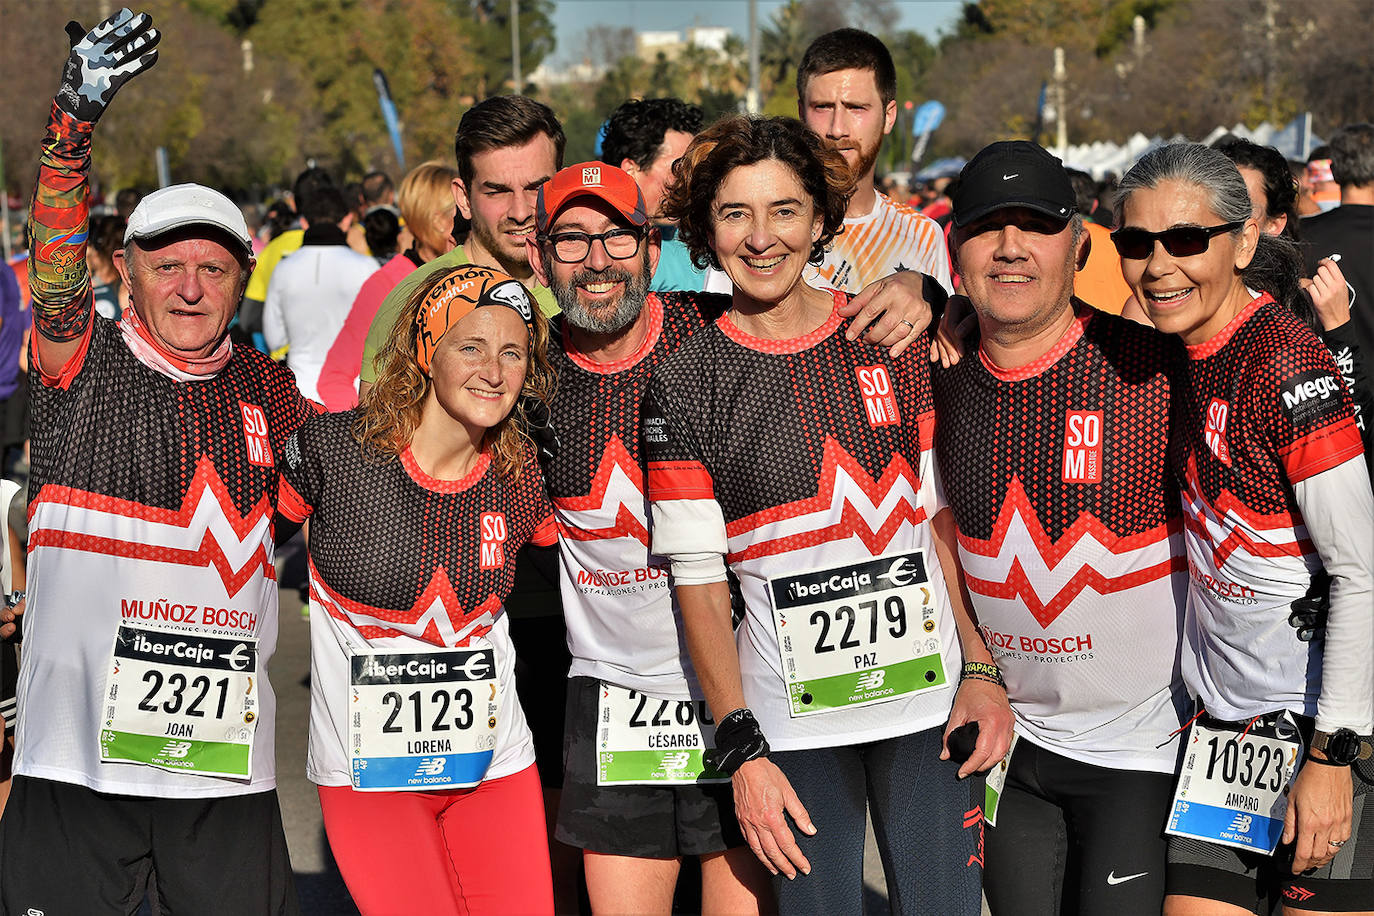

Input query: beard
[469,216,531,277]
[551,263,652,336]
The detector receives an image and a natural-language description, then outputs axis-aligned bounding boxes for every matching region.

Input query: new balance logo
[856,670,887,691]
[160,740,192,759]
[662,751,691,771]
[416,758,446,777]
[1227,813,1252,834]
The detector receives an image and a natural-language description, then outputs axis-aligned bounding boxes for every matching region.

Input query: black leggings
[984,738,1174,916]
[769,724,984,916]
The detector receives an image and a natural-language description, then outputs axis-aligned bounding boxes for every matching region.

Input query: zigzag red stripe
[1182,453,1312,567]
[29,528,276,597]
[724,437,922,538]
[554,435,643,511]
[555,504,650,547]
[956,475,1181,563]
[964,554,1185,628]
[728,498,927,563]
[308,558,501,648]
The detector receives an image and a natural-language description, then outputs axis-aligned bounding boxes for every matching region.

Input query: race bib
[768,550,947,717]
[1166,713,1303,854]
[99,623,258,778]
[596,683,728,786]
[349,646,499,791]
[984,733,1018,827]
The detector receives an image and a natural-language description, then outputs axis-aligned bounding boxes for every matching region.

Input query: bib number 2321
[99,623,259,778]
[768,549,946,717]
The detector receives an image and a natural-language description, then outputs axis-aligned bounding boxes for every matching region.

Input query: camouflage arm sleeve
[27,101,96,343]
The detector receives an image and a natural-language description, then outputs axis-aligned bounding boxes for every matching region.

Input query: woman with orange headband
[277,264,559,915]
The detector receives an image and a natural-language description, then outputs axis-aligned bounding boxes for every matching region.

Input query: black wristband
[705,708,770,775]
[1304,753,1351,768]
[961,661,1004,687]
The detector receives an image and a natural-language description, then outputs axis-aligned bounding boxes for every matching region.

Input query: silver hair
[1112,142,1252,229]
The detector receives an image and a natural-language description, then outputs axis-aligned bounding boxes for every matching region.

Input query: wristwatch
[1311,728,1374,765]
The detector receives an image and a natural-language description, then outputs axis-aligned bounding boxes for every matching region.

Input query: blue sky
[548,1,965,64]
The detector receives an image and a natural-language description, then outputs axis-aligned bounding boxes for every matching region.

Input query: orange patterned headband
[414,265,535,373]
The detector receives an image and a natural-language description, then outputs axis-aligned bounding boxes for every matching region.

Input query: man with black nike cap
[3,10,310,914]
[930,140,1190,916]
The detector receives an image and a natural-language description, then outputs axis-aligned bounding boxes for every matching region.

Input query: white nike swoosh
[1106,871,1148,885]
[1003,173,1018,180]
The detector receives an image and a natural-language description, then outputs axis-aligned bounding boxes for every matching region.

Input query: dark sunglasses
[1110,221,1244,259]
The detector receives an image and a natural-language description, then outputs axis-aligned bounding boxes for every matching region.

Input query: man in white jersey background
[797,28,953,296]
[1,12,311,914]
[930,140,1190,915]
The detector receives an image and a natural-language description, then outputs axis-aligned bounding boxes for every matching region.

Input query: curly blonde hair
[352,266,556,481]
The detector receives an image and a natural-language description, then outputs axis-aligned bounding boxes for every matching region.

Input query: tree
[457,0,557,98]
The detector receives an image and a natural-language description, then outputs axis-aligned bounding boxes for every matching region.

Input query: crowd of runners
[0,7,1370,916]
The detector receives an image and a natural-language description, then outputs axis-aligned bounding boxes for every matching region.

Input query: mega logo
[239,402,273,467]
[1204,398,1231,465]
[1280,369,1345,427]
[479,512,507,570]
[1062,410,1103,484]
[855,365,901,427]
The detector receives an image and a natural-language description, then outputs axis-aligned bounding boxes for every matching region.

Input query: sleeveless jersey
[545,292,727,699]
[806,192,953,295]
[931,308,1189,772]
[1175,294,1365,723]
[643,292,957,750]
[278,411,556,786]
[18,318,314,797]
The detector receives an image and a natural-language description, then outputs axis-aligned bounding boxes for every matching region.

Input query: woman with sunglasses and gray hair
[1112,142,1373,915]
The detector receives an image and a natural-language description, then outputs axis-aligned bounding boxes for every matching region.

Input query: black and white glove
[55,8,160,123]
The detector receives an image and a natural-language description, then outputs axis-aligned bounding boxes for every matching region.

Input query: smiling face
[799,68,895,183]
[426,305,529,437]
[953,207,1084,335]
[710,159,823,309]
[114,231,251,358]
[454,134,559,276]
[1119,179,1258,346]
[530,198,659,336]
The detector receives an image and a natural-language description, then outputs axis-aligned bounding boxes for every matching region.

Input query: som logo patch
[1204,398,1231,466]
[480,512,507,570]
[240,402,273,467]
[856,365,900,427]
[1062,410,1103,484]
[582,166,601,185]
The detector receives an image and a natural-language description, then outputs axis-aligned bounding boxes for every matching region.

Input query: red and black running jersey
[545,291,727,699]
[1175,293,1370,730]
[643,292,959,750]
[277,410,556,785]
[931,306,1189,772]
[19,317,314,797]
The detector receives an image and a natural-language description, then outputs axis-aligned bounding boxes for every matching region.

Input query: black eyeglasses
[1110,221,1244,260]
[539,228,644,263]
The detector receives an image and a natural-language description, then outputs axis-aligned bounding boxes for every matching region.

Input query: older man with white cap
[0,11,312,914]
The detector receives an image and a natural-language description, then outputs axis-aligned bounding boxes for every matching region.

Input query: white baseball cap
[124,183,253,254]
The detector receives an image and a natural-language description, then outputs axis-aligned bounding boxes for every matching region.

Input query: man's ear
[452,177,473,220]
[113,246,133,288]
[883,99,897,137]
[646,226,662,277]
[1075,228,1091,271]
[619,157,640,180]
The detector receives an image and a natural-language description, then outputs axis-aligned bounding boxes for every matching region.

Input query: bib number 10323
[768,550,946,717]
[1167,713,1302,854]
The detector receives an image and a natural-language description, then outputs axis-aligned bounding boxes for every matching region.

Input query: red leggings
[318,764,553,916]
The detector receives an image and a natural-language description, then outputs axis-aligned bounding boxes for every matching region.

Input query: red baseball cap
[536,162,648,233]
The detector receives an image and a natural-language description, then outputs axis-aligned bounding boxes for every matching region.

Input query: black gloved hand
[55,8,160,123]
[521,395,560,466]
[1289,569,1331,643]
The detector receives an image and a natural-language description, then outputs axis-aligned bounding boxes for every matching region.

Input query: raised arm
[28,10,159,376]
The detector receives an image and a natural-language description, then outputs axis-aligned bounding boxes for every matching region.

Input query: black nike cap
[952,140,1076,228]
